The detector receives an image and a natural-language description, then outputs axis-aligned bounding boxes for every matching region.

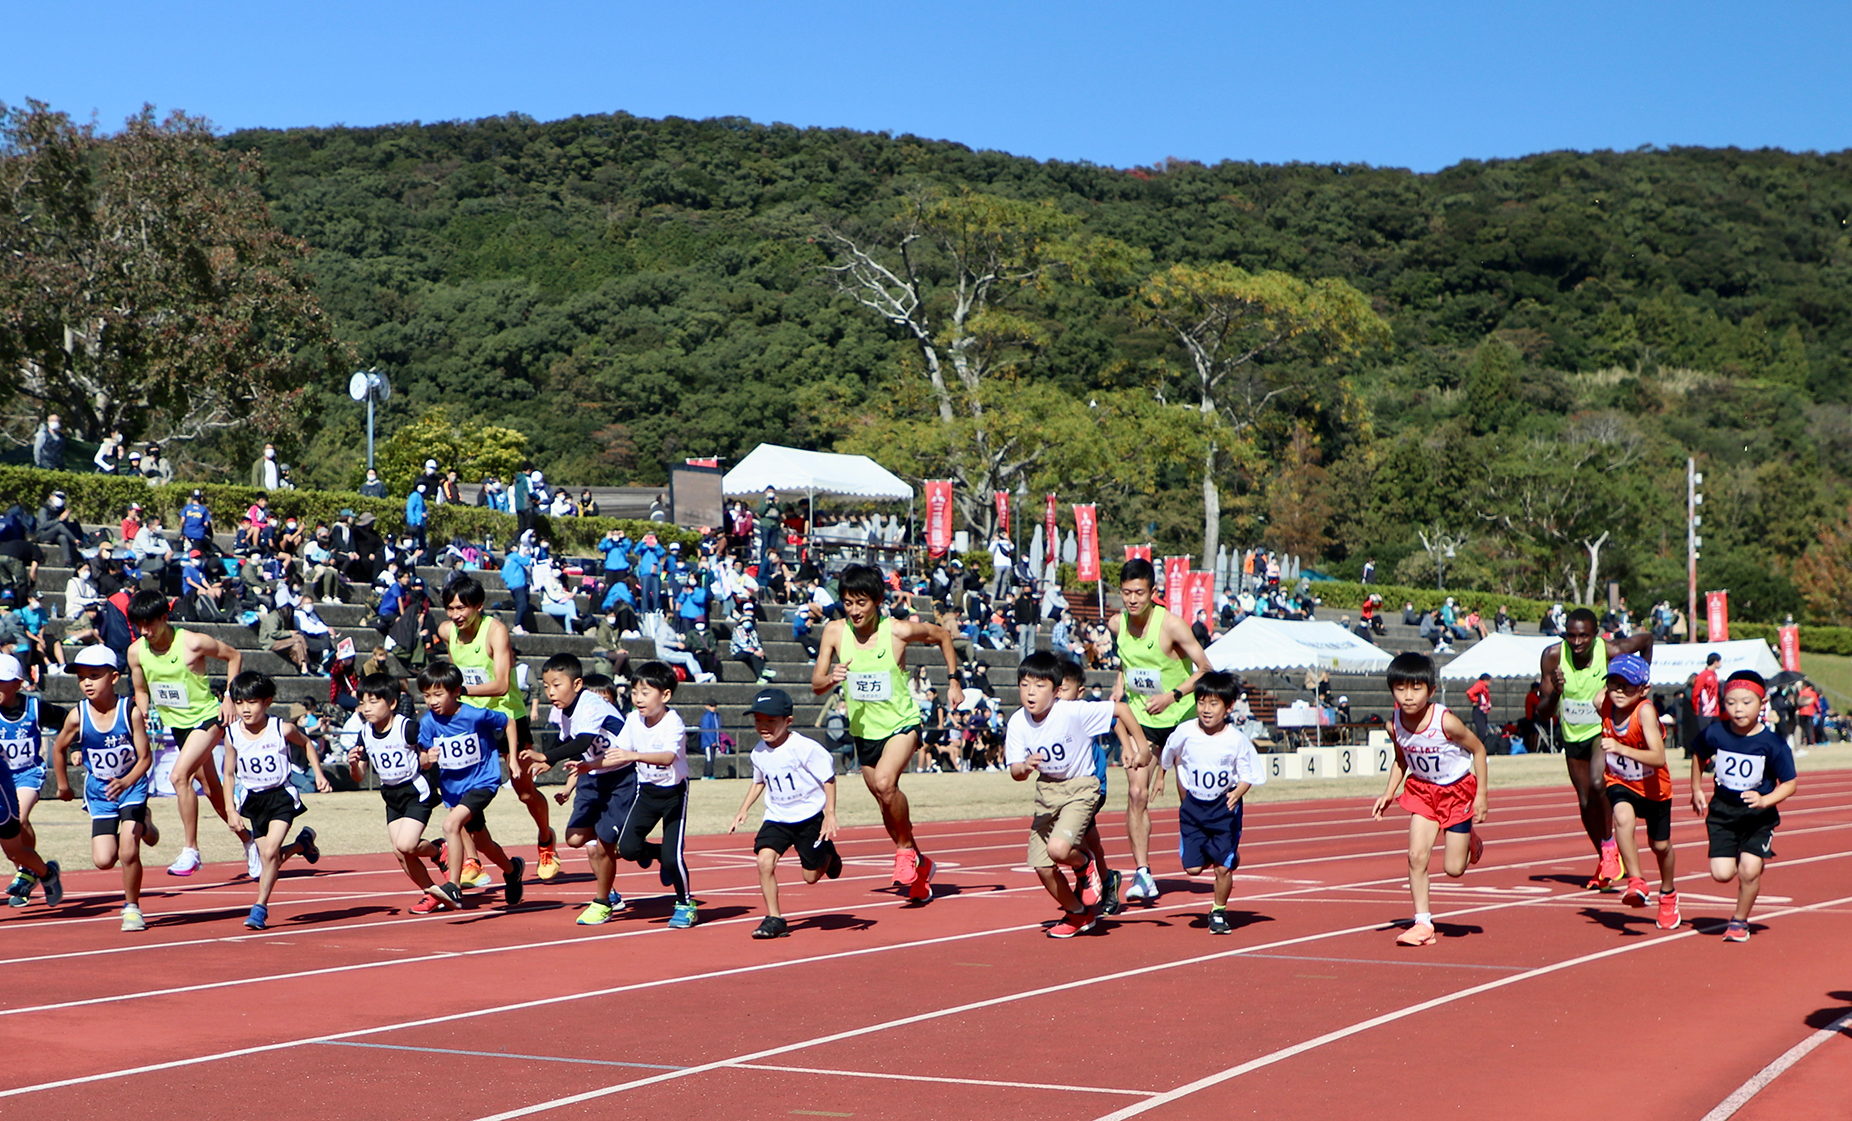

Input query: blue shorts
[568,767,639,847]
[1179,793,1243,871]
[85,774,150,822]
[8,765,45,802]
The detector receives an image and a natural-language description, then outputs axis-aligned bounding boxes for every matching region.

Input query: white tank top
[362,715,421,786]
[1391,702,1472,786]
[230,716,292,793]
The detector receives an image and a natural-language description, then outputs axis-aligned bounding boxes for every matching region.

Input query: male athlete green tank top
[133,627,221,728]
[1558,637,1608,744]
[450,618,525,719]
[842,616,917,740]
[1118,605,1195,729]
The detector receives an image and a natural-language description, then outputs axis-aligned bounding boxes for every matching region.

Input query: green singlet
[1557,637,1608,744]
[132,627,221,729]
[1117,605,1195,729]
[450,618,525,720]
[841,616,917,741]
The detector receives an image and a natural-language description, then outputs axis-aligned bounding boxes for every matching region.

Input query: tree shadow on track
[1804,992,1852,1030]
[1577,907,1663,938]
[792,913,878,934]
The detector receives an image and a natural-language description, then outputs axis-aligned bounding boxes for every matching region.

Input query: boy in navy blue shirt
[418,661,525,910]
[1689,670,1798,943]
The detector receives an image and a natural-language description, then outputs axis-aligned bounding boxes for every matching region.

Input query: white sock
[1414,912,1432,926]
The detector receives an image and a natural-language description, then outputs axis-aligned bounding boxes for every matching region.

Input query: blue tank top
[0,696,43,774]
[80,700,138,781]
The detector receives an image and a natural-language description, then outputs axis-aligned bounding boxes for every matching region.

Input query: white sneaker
[245,841,262,880]
[696,672,717,683]
[167,847,202,877]
[121,904,146,932]
[512,626,530,635]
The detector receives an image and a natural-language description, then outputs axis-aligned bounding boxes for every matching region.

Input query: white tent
[1647,639,1781,687]
[1438,634,1560,680]
[1206,617,1396,674]
[721,444,912,501]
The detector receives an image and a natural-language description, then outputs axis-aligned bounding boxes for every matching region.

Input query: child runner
[3,652,88,908]
[1056,658,1137,914]
[1689,670,1798,943]
[50,646,152,928]
[1006,652,1148,939]
[727,688,843,939]
[125,590,258,878]
[522,654,634,926]
[222,672,329,930]
[1159,671,1266,935]
[1597,653,1680,930]
[1371,652,1489,947]
[344,673,448,914]
[611,661,697,928]
[418,660,525,911]
[812,563,964,902]
[1109,558,1213,906]
[439,576,558,884]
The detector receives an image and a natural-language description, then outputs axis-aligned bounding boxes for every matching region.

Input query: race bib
[86,743,136,781]
[151,681,189,709]
[845,671,892,703]
[236,751,285,784]
[765,770,805,805]
[2,736,39,769]
[1715,750,1767,792]
[1559,698,1598,724]
[435,733,484,770]
[1605,751,1646,782]
[1407,751,1444,779]
[371,746,418,785]
[1127,668,1163,695]
[460,667,490,687]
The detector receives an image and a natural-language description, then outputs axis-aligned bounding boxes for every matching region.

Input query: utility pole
[1687,457,1703,642]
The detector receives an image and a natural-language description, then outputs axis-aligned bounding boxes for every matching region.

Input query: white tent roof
[1439,634,1560,680]
[1206,617,1395,674]
[1646,639,1781,687]
[721,444,912,502]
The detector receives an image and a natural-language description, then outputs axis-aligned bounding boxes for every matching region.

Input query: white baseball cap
[0,654,21,682]
[425,459,438,471]
[73,645,121,670]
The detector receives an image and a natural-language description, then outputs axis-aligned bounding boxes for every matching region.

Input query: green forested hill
[222,111,1852,619]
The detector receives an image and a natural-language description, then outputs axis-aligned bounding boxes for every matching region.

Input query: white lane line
[731,1063,1156,1097]
[1698,1011,1852,1121]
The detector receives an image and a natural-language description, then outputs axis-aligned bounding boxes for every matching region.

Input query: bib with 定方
[842,617,916,741]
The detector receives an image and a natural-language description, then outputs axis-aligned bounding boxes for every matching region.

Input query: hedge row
[0,465,699,556]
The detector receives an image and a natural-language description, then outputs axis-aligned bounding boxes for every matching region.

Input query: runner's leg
[861,729,921,852]
[1564,754,1611,851]
[1124,752,1155,870]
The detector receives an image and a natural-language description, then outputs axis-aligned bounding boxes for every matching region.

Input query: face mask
[265,449,275,459]
[47,421,59,432]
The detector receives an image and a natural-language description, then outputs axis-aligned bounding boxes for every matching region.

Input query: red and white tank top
[1392,703,1472,786]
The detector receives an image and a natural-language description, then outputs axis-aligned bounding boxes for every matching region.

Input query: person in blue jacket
[501,546,535,635]
[632,533,667,616]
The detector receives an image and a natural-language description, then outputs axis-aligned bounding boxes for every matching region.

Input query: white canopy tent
[721,444,912,501]
[1438,634,1560,680]
[1206,617,1396,675]
[1647,639,1781,687]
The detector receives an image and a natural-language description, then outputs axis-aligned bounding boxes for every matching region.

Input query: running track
[2,771,1849,1121]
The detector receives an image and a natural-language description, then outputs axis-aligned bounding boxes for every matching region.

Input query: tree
[1135,262,1389,563]
[1793,510,1852,625]
[0,101,342,446]
[372,407,528,496]
[1265,423,1334,560]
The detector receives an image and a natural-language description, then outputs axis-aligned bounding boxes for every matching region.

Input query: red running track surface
[1,770,1849,1121]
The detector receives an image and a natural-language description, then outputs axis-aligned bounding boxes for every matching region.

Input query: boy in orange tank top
[1597,654,1679,930]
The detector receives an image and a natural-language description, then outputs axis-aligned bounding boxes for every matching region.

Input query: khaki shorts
[1027,774,1104,869]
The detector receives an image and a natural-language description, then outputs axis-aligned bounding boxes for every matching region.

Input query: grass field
[1800,651,1852,709]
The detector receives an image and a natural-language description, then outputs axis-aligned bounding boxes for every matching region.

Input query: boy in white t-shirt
[728,688,844,939]
[1159,671,1266,934]
[520,655,634,926]
[608,661,697,928]
[1006,653,1148,939]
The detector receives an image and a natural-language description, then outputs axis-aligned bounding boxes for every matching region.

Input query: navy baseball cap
[744,688,794,717]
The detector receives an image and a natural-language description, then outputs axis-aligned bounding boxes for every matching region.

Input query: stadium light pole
[1687,458,1702,642]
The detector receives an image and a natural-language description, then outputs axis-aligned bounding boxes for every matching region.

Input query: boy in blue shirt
[633,533,667,615]
[1689,670,1799,943]
[51,646,151,928]
[418,660,525,910]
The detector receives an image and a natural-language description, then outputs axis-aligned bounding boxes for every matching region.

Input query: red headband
[1723,679,1766,700]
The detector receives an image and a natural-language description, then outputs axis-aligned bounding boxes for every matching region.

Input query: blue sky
[8,1,1848,172]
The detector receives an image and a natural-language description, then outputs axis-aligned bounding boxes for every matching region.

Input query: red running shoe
[1597,840,1622,885]
[1075,855,1103,908]
[1656,890,1681,931]
[892,848,917,886]
[907,854,935,902]
[1621,877,1650,908]
[1047,908,1097,939]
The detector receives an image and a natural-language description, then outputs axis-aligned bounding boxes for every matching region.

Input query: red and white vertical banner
[925,480,954,557]
[993,491,1010,537]
[1164,555,1192,614]
[1044,494,1058,557]
[1705,591,1730,641]
[1186,570,1215,624]
[1073,504,1100,583]
[1124,544,1152,563]
[1778,624,1801,672]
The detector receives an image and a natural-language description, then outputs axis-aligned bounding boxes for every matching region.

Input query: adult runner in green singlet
[124,590,255,878]
[1535,606,1653,889]
[812,564,963,903]
[1109,558,1211,907]
[439,575,558,882]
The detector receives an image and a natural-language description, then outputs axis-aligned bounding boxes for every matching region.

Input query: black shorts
[567,767,639,847]
[168,718,224,746]
[1707,798,1779,861]
[1140,723,1180,758]
[853,725,921,768]
[1606,786,1672,843]
[1561,731,1596,761]
[90,803,147,838]
[380,771,442,825]
[239,786,302,837]
[446,785,498,834]
[754,812,833,871]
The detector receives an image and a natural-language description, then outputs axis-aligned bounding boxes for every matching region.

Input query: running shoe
[410,893,444,914]
[427,882,464,910]
[40,862,61,907]
[1101,869,1123,915]
[608,891,628,912]
[1656,890,1681,931]
[245,840,263,880]
[167,846,202,877]
[1047,908,1097,939]
[892,847,918,886]
[1724,918,1752,943]
[1129,868,1160,905]
[295,827,320,865]
[824,846,843,880]
[1395,921,1437,947]
[1468,830,1484,867]
[1075,855,1102,909]
[1597,839,1622,885]
[6,869,35,907]
[1208,908,1233,935]
[1621,877,1650,908]
[432,840,449,875]
[577,900,613,926]
[669,900,699,929]
[504,857,525,907]
[121,904,146,933]
[908,854,935,902]
[536,840,561,882]
[751,915,790,939]
[461,859,493,889]
[244,903,268,931]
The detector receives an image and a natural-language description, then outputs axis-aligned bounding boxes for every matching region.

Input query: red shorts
[1399,773,1478,830]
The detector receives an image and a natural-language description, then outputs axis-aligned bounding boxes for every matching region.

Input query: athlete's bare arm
[893,619,965,710]
[126,645,151,727]
[1535,645,1564,723]
[1609,632,1655,661]
[186,630,243,677]
[1439,708,1491,823]
[51,706,82,799]
[1107,612,1125,703]
[811,619,846,695]
[480,618,516,699]
[1142,612,1212,719]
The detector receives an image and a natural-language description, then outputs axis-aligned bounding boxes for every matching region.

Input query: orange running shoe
[461,859,492,889]
[907,854,935,902]
[1621,877,1650,908]
[892,848,918,886]
[536,844,561,882]
[1396,922,1437,947]
[1656,890,1681,931]
[1597,840,1622,885]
